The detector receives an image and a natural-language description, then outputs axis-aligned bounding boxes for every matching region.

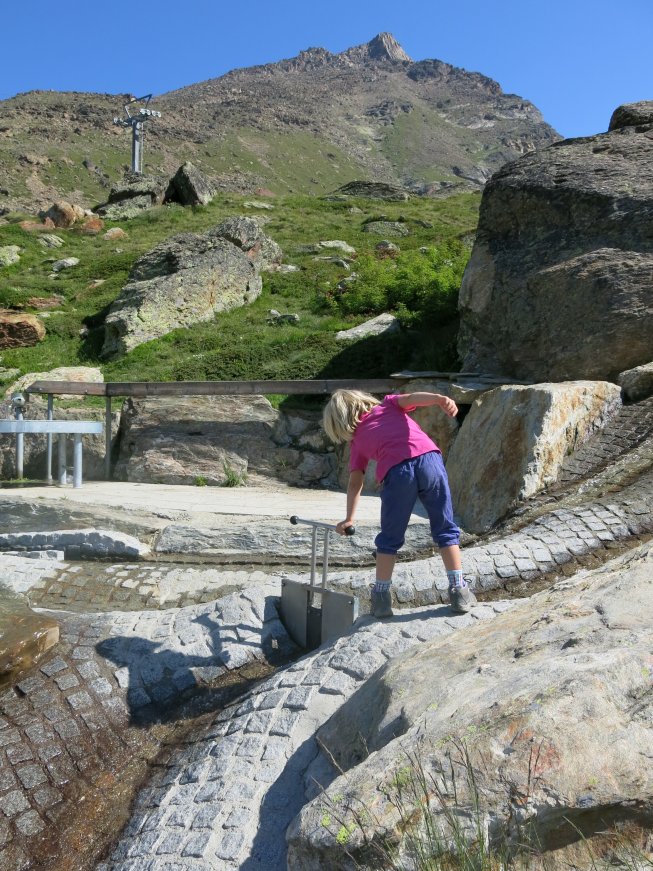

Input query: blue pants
[375,451,460,555]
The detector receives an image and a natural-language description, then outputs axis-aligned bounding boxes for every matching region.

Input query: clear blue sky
[2,0,651,139]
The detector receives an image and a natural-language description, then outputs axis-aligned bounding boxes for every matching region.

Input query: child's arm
[397,392,458,417]
[336,469,365,535]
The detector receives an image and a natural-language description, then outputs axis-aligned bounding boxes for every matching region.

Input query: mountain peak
[340,32,412,64]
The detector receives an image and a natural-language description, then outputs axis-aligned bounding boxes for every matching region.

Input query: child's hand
[336,520,354,536]
[438,395,458,417]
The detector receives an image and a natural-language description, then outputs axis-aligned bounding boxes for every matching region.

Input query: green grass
[0,191,480,399]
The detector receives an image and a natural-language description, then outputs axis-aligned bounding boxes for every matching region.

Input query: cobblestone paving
[0,584,292,870]
[99,598,518,871]
[556,396,653,485]
[1,556,283,613]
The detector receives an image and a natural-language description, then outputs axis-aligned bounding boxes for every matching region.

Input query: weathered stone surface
[210,216,282,271]
[331,180,410,200]
[287,543,653,870]
[458,116,653,382]
[40,201,84,228]
[0,245,21,266]
[51,257,79,272]
[78,215,104,235]
[446,381,621,532]
[101,226,263,357]
[164,161,215,206]
[363,220,409,236]
[102,227,127,241]
[336,313,400,342]
[25,294,64,311]
[114,396,339,488]
[0,313,46,349]
[318,240,356,255]
[619,361,653,402]
[608,99,653,131]
[95,172,167,220]
[37,233,65,249]
[5,366,103,400]
[374,240,400,258]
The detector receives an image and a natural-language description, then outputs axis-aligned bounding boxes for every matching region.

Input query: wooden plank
[25,379,410,398]
[105,379,408,397]
[25,381,108,396]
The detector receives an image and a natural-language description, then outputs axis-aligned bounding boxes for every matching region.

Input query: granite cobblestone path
[99,598,519,870]
[0,584,293,870]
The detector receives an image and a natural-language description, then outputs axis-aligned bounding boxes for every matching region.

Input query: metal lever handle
[289,515,355,536]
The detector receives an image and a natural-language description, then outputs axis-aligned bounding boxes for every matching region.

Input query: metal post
[58,435,67,486]
[104,396,112,481]
[132,120,143,174]
[46,394,54,483]
[73,434,83,488]
[14,402,24,479]
[321,530,330,589]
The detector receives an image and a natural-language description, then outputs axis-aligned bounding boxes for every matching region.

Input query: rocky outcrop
[335,313,400,342]
[210,216,282,271]
[164,161,215,206]
[114,395,338,488]
[363,220,409,236]
[95,172,167,220]
[458,102,653,382]
[0,313,46,349]
[446,381,622,532]
[331,181,410,200]
[619,361,653,402]
[101,221,270,357]
[5,366,103,399]
[287,543,653,870]
[40,201,85,228]
[0,245,21,266]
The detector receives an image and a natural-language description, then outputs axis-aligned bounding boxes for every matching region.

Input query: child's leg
[371,461,417,617]
[416,453,476,611]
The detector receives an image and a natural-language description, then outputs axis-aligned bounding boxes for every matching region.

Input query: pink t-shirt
[348,394,440,482]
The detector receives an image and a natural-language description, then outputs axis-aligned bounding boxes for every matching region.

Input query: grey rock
[51,258,79,273]
[287,543,653,869]
[0,245,21,266]
[102,225,263,357]
[363,220,409,236]
[618,361,653,402]
[95,172,167,219]
[164,161,215,206]
[446,381,621,532]
[331,181,410,200]
[336,312,400,342]
[458,115,653,381]
[37,235,65,249]
[608,99,653,131]
[210,216,282,272]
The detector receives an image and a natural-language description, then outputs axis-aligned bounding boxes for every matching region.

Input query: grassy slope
[0,191,480,405]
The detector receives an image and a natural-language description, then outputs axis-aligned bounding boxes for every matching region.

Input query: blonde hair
[322,389,381,444]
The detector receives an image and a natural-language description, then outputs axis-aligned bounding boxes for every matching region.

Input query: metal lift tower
[113,94,161,174]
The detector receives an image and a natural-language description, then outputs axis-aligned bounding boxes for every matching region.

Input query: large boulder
[210,216,282,272]
[95,172,167,220]
[101,225,264,357]
[40,201,85,228]
[458,102,653,382]
[114,395,338,487]
[287,542,653,869]
[446,381,621,532]
[5,366,104,400]
[0,313,46,349]
[164,161,215,206]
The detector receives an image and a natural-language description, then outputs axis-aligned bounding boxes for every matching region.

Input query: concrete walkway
[0,481,393,526]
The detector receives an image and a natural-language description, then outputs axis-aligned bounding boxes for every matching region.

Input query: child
[322,389,476,618]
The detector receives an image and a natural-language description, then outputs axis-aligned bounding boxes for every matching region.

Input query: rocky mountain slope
[0,33,559,213]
